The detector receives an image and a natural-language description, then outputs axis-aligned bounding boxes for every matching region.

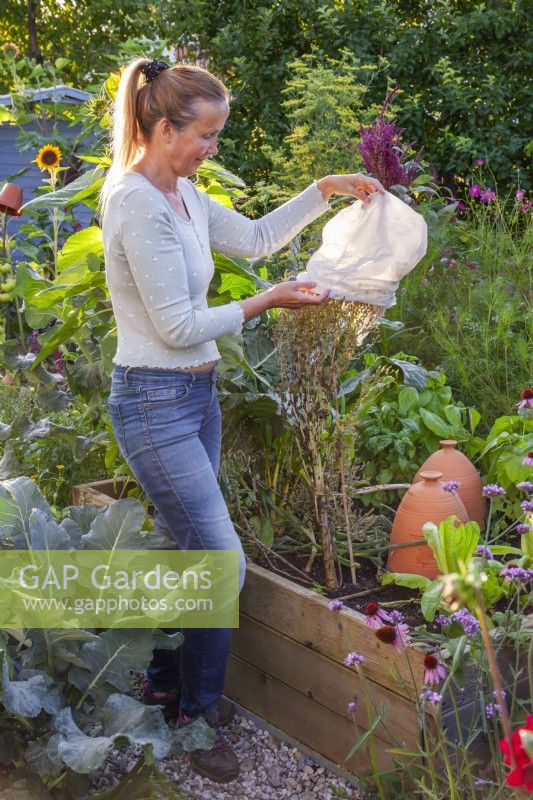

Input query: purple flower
[423,654,447,685]
[329,599,345,612]
[447,259,458,270]
[364,603,392,628]
[474,158,485,165]
[344,651,365,667]
[521,200,533,213]
[452,609,480,636]
[435,614,451,627]
[482,484,506,498]
[389,609,405,624]
[523,452,533,466]
[288,276,297,281]
[420,687,442,705]
[474,778,491,788]
[442,480,460,493]
[515,189,525,202]
[499,564,533,583]
[517,481,533,493]
[347,701,357,713]
[358,85,423,190]
[475,545,493,560]
[440,257,449,264]
[465,261,479,270]
[375,622,411,652]
[516,523,531,534]
[457,201,467,211]
[480,187,496,202]
[485,702,500,718]
[521,500,533,513]
[469,184,481,198]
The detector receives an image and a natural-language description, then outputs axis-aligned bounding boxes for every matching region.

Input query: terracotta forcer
[388,470,469,579]
[413,439,486,530]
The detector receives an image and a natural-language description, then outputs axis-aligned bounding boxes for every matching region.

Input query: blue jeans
[107,364,246,716]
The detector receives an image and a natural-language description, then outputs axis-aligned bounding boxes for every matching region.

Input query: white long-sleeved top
[102,171,331,369]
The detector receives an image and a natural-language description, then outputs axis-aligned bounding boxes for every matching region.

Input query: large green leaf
[48,707,114,774]
[419,407,455,438]
[80,499,147,550]
[381,572,431,591]
[0,477,52,549]
[420,579,444,621]
[1,661,61,718]
[20,168,105,212]
[100,694,172,759]
[21,629,100,674]
[29,508,71,550]
[213,252,271,290]
[57,226,103,272]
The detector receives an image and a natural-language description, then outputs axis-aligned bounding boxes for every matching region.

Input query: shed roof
[0,84,92,107]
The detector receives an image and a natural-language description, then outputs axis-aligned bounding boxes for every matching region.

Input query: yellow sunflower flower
[35,144,62,172]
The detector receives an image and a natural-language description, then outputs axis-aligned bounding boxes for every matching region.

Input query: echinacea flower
[344,651,365,667]
[442,480,460,493]
[517,481,533,493]
[499,714,533,792]
[420,687,442,705]
[521,500,533,513]
[364,602,392,628]
[35,144,62,172]
[329,599,345,612]
[469,184,481,198]
[516,523,531,534]
[423,653,447,685]
[375,622,411,652]
[482,484,506,498]
[518,388,533,409]
[452,609,480,636]
[523,452,533,466]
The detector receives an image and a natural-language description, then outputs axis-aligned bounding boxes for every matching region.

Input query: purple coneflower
[482,484,506,498]
[469,184,481,198]
[516,523,531,534]
[329,599,345,612]
[517,481,533,493]
[476,545,494,560]
[518,388,533,409]
[442,480,460,493]
[344,651,365,667]
[521,500,533,513]
[522,452,533,467]
[423,653,447,685]
[375,622,411,653]
[364,602,392,628]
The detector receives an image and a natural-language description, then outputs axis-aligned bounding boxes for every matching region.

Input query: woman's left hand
[316,173,385,203]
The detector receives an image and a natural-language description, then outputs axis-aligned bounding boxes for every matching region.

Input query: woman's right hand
[266,280,331,309]
[239,281,330,322]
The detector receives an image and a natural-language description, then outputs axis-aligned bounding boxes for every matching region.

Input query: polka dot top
[102,172,331,369]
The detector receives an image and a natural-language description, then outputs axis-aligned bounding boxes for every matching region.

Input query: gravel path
[90,706,365,799]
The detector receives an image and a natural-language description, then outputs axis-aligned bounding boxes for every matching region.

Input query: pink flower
[465,261,479,270]
[515,189,525,202]
[522,451,533,467]
[474,158,485,165]
[469,184,481,198]
[375,623,411,652]
[423,653,447,685]
[480,187,496,202]
[365,602,392,629]
[517,388,533,409]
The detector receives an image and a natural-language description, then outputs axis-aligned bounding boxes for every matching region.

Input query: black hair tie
[140,59,169,83]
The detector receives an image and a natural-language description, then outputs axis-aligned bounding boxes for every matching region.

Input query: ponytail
[99,58,229,215]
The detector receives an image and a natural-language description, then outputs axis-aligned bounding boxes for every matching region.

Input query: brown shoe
[189,734,240,783]
[203,696,236,728]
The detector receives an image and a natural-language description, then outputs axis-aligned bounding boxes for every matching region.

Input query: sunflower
[35,144,62,172]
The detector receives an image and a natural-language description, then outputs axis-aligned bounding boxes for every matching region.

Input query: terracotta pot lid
[419,470,443,481]
[0,183,23,216]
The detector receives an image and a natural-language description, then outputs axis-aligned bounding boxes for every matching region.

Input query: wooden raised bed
[72,478,430,777]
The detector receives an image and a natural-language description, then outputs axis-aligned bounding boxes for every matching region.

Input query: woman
[101,57,384,784]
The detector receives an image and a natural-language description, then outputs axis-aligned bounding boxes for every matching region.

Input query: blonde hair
[99,57,230,214]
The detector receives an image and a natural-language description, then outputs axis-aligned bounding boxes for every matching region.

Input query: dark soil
[255,549,440,634]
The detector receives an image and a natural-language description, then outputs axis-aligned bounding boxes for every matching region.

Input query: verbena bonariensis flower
[521,500,533,513]
[364,602,391,628]
[485,702,501,718]
[523,452,533,466]
[517,481,533,493]
[452,609,480,636]
[357,85,423,190]
[329,599,345,612]
[482,484,506,498]
[442,480,460,493]
[518,388,533,409]
[435,614,451,627]
[476,545,494,560]
[344,651,365,667]
[499,714,533,792]
[375,622,411,652]
[389,609,405,624]
[499,564,533,583]
[420,687,442,705]
[516,523,531,534]
[423,653,447,685]
[347,700,357,713]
